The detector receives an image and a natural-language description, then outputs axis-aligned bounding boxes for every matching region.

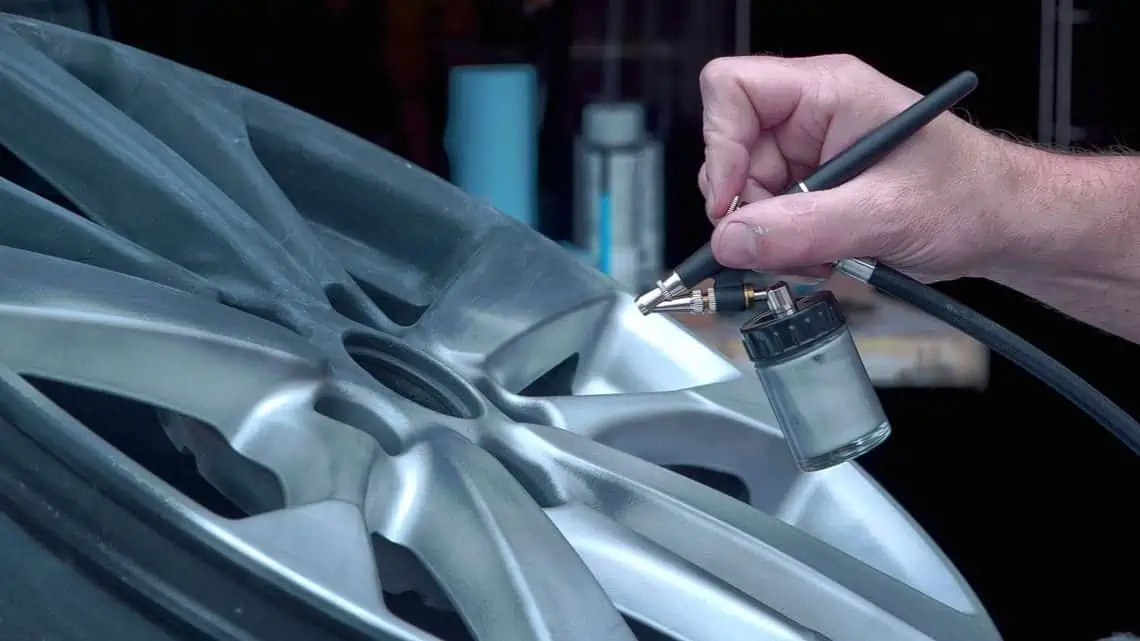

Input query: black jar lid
[740,290,846,362]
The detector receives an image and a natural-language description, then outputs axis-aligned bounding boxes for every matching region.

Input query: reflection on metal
[0,15,1000,641]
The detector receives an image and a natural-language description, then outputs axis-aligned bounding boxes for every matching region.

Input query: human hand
[698,54,1028,282]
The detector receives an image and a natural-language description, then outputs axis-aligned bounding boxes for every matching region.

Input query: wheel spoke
[496,375,978,616]
[547,504,828,641]
[0,178,218,297]
[0,365,443,641]
[365,429,636,641]
[0,24,364,325]
[225,503,454,641]
[225,501,438,641]
[402,225,612,382]
[409,227,738,397]
[242,86,497,330]
[504,424,1000,641]
[0,248,326,430]
[492,379,804,512]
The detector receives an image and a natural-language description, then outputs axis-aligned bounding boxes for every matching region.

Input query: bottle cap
[740,290,846,362]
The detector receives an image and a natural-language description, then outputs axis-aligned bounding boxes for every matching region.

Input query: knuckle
[817,53,866,72]
[699,56,739,90]
[806,54,872,101]
[805,79,842,130]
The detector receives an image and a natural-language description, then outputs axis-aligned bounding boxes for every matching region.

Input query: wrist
[982,142,1140,283]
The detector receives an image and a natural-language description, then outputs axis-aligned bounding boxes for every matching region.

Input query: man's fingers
[699,56,806,216]
[701,134,749,216]
[702,137,784,223]
[747,136,792,195]
[740,178,774,208]
[698,162,712,214]
[710,186,887,271]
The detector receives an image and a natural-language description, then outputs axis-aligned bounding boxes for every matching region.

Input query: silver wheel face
[0,16,999,641]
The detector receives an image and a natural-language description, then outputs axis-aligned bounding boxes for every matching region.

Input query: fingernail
[706,186,717,215]
[718,222,758,265]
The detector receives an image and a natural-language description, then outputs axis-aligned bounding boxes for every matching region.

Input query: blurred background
[5,0,1140,638]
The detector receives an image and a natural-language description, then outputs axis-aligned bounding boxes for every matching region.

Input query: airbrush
[637,71,1140,472]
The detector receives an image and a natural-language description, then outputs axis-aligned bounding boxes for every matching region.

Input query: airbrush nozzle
[645,294,702,314]
[636,196,744,315]
[645,281,769,315]
[635,273,688,314]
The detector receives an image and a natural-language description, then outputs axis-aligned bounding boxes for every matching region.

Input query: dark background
[33,1,1140,638]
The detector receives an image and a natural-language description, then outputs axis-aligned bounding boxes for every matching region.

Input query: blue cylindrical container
[573,102,664,292]
[445,65,539,228]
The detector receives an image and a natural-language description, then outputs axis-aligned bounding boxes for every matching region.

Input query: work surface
[674,276,989,388]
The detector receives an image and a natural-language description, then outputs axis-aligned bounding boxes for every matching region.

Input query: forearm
[983,144,1140,342]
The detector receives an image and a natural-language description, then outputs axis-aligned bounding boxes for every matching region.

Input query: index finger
[699,56,808,215]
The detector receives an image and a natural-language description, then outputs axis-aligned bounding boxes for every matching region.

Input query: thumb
[710,186,885,271]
